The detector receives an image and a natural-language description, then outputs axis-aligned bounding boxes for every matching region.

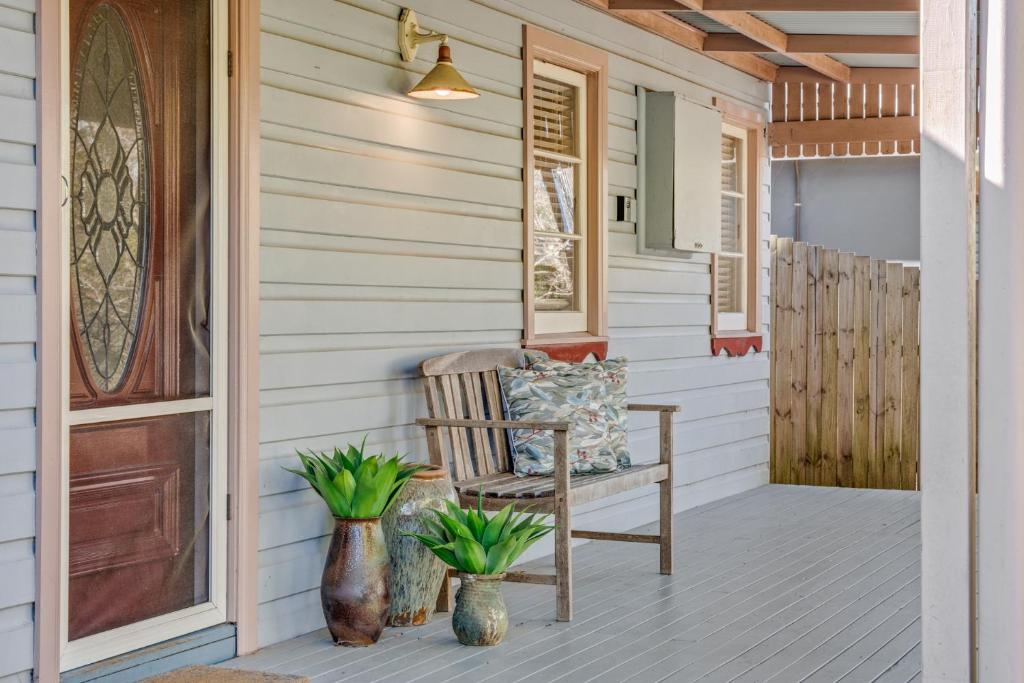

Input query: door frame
[35,0,260,677]
[63,0,230,666]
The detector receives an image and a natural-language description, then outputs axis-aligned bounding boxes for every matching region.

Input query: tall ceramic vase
[381,466,457,626]
[321,517,390,646]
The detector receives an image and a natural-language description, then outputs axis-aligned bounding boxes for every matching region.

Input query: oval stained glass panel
[70,5,149,393]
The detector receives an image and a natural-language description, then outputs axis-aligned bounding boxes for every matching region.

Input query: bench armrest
[628,404,678,467]
[628,403,681,413]
[416,417,570,431]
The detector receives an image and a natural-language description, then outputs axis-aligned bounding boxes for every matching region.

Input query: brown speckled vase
[452,573,508,646]
[321,517,390,646]
[382,466,457,626]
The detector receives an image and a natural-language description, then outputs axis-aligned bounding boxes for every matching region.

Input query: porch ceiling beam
[666,0,853,81]
[767,116,919,146]
[704,33,920,54]
[578,0,779,81]
[606,0,693,7]
[608,0,918,8]
[700,0,918,10]
[595,1,852,83]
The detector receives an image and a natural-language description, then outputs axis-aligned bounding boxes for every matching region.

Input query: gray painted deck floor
[225,485,921,682]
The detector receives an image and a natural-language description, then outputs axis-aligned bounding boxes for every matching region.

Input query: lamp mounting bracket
[398,8,448,62]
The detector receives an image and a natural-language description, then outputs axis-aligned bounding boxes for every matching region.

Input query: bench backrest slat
[421,349,541,480]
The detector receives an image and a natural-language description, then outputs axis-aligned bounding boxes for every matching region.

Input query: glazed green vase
[321,517,390,646]
[452,573,508,646]
[381,466,457,626]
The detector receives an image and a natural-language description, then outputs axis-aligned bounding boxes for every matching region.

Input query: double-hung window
[531,62,588,334]
[717,123,750,332]
[523,26,608,345]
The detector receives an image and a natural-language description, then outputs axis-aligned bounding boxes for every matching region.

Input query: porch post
[977,0,1024,678]
[920,0,978,680]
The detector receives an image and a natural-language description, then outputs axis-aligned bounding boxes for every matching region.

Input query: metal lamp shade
[408,45,479,100]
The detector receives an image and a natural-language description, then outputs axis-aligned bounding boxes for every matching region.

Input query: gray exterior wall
[0,0,37,681]
[0,0,775,667]
[771,156,920,261]
[256,0,772,647]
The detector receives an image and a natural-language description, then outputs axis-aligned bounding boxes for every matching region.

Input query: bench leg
[555,502,572,621]
[659,476,673,575]
[554,427,572,621]
[659,409,674,575]
[436,572,453,613]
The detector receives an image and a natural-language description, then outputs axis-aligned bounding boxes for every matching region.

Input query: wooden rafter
[585,1,919,86]
[701,1,918,10]
[604,0,690,7]
[702,9,851,81]
[577,0,779,81]
[705,34,919,54]
[609,0,918,8]
[609,0,851,81]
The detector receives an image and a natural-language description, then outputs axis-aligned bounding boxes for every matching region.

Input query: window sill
[523,334,608,363]
[711,332,763,358]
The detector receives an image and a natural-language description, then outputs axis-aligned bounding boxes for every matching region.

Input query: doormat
[143,665,308,682]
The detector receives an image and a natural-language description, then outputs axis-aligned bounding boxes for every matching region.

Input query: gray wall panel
[771,156,920,261]
[0,2,37,680]
[255,0,773,647]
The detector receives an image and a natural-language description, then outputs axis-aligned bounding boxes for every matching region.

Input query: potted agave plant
[406,494,554,646]
[286,440,424,646]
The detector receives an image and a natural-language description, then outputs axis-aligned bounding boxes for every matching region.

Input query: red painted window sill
[523,336,608,363]
[711,333,763,358]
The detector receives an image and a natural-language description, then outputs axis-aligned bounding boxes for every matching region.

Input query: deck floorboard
[224,485,921,682]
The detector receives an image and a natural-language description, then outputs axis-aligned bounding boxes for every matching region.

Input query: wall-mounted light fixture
[398,8,479,100]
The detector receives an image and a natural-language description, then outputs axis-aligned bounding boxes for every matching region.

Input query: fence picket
[807,245,823,480]
[769,236,778,481]
[852,255,871,488]
[901,267,921,489]
[770,241,920,491]
[792,243,809,483]
[870,261,887,488]
[775,238,794,484]
[883,262,904,489]
[837,252,855,487]
[820,249,840,486]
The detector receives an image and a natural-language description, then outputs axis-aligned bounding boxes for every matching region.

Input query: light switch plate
[616,195,636,223]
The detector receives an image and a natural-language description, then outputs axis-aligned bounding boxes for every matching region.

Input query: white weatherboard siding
[256,0,772,646]
[0,0,37,681]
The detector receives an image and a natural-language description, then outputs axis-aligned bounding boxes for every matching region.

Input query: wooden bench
[416,349,679,621]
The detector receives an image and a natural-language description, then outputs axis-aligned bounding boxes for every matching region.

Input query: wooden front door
[67,0,215,641]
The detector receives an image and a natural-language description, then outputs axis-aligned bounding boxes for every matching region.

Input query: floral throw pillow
[497,358,630,477]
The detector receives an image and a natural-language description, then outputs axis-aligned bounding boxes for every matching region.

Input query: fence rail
[770,237,920,490]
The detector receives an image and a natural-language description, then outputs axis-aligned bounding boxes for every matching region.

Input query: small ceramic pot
[452,573,508,646]
[382,466,457,626]
[321,517,390,646]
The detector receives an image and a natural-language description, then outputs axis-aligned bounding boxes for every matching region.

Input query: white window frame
[717,122,750,333]
[531,60,589,336]
[58,0,230,670]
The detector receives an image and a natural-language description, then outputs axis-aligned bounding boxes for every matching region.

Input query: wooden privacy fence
[770,237,921,490]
